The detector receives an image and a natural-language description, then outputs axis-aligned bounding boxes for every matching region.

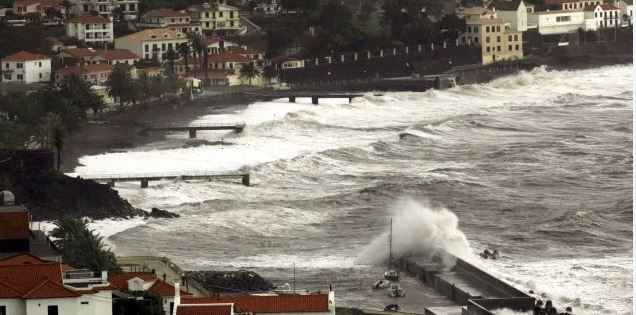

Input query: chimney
[174,283,181,307]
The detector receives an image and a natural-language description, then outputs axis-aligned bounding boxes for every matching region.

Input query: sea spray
[356,199,473,267]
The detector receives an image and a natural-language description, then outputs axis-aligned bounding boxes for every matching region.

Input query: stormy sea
[72,65,633,314]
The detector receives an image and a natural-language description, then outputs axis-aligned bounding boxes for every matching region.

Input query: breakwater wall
[395,253,535,315]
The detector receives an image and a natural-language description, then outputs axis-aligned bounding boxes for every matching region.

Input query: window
[497,36,501,42]
[486,36,490,43]
[467,27,471,33]
[48,305,59,315]
[230,11,234,18]
[5,74,12,80]
[81,301,89,305]
[0,305,5,315]
[515,44,519,50]
[486,26,490,32]
[514,34,518,41]
[230,21,234,26]
[145,44,149,52]
[219,11,223,17]
[486,46,490,52]
[497,46,501,52]
[39,73,42,78]
[508,35,512,41]
[474,37,479,43]
[4,63,8,68]
[39,61,42,67]
[17,63,23,69]
[497,26,500,32]
[474,26,478,32]
[556,15,571,22]
[17,74,23,80]
[508,45,512,50]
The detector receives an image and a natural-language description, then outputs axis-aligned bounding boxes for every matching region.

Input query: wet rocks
[186,270,275,293]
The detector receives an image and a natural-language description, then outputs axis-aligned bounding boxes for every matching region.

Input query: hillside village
[0,0,632,97]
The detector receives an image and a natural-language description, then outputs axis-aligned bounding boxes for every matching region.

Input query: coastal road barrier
[80,171,250,188]
[139,122,246,138]
[241,92,365,104]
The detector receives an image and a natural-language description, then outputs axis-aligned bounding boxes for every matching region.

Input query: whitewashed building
[545,0,604,10]
[1,51,51,83]
[115,28,188,61]
[139,9,202,35]
[66,15,114,46]
[488,0,529,31]
[68,0,139,20]
[584,3,621,27]
[528,10,598,34]
[616,0,633,23]
[188,1,247,35]
[0,261,113,315]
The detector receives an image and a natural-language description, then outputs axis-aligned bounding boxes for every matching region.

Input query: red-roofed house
[203,37,238,55]
[12,0,65,21]
[0,263,113,315]
[206,52,252,70]
[1,51,51,83]
[178,292,335,315]
[66,15,114,45]
[226,46,264,60]
[139,9,201,35]
[91,49,140,65]
[54,63,113,85]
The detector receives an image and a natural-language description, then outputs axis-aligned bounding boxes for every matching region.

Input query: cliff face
[0,150,142,221]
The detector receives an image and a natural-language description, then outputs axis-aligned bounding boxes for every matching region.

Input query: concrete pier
[82,172,251,188]
[140,122,246,138]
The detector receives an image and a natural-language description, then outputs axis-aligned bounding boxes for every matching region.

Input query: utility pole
[292,261,296,293]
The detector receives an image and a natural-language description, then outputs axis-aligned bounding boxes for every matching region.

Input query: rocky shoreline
[186,270,275,294]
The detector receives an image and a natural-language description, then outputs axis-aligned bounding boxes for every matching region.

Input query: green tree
[106,64,133,107]
[51,218,120,272]
[178,42,191,74]
[239,62,261,85]
[149,74,165,100]
[137,72,152,100]
[164,48,179,75]
[320,0,353,33]
[261,65,277,84]
[87,91,105,114]
[34,113,65,170]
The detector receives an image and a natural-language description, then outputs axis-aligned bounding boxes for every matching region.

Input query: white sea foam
[356,199,475,266]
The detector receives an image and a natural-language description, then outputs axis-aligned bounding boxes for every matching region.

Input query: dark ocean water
[73,65,632,314]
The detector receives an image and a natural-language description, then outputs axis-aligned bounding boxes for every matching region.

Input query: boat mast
[389,218,393,269]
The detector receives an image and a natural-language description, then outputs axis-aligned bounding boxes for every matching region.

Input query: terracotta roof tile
[0,280,23,298]
[60,48,99,58]
[182,294,331,313]
[96,49,139,60]
[226,46,263,55]
[68,14,111,24]
[148,280,192,297]
[0,253,48,266]
[22,279,81,299]
[107,272,156,290]
[116,28,187,42]
[465,18,508,25]
[3,51,49,61]
[56,63,113,75]
[600,3,619,10]
[207,52,252,63]
[177,305,232,315]
[0,263,63,294]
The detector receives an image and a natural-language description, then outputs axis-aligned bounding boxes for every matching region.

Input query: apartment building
[460,18,523,64]
[488,0,529,31]
[66,15,114,46]
[528,10,599,33]
[139,9,202,35]
[584,3,621,27]
[68,0,139,20]
[545,0,604,10]
[188,1,247,35]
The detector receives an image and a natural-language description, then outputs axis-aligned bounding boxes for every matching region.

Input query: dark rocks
[145,207,180,218]
[186,270,275,293]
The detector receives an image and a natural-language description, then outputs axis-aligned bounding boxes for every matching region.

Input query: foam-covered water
[72,65,632,314]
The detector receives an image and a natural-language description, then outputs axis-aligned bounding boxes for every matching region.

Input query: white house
[66,15,114,46]
[254,0,281,15]
[179,291,336,315]
[139,9,202,35]
[584,3,620,27]
[1,51,51,83]
[545,0,604,10]
[203,37,239,55]
[528,10,598,34]
[68,0,139,20]
[488,0,528,31]
[115,28,188,61]
[0,261,113,315]
[206,51,252,70]
[188,1,247,35]
[55,63,113,85]
[107,272,193,315]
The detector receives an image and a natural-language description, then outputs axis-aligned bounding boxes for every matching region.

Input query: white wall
[529,11,593,34]
[1,59,51,83]
[26,297,79,315]
[0,298,25,315]
[78,291,113,315]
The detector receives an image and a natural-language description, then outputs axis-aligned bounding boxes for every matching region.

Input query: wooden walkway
[81,171,250,188]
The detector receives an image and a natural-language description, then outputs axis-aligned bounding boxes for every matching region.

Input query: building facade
[68,0,139,20]
[545,0,604,10]
[188,1,246,35]
[0,51,51,84]
[488,0,529,31]
[460,18,523,64]
[528,10,598,34]
[55,63,113,85]
[66,15,114,46]
[114,28,189,62]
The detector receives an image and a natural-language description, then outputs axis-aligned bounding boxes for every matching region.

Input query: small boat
[388,284,405,297]
[384,218,400,281]
[372,280,391,289]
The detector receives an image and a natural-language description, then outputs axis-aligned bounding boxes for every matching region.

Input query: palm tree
[164,48,178,75]
[137,72,152,100]
[51,218,119,272]
[239,62,261,86]
[106,64,133,107]
[188,32,205,70]
[262,65,277,84]
[178,42,191,74]
[35,113,65,170]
